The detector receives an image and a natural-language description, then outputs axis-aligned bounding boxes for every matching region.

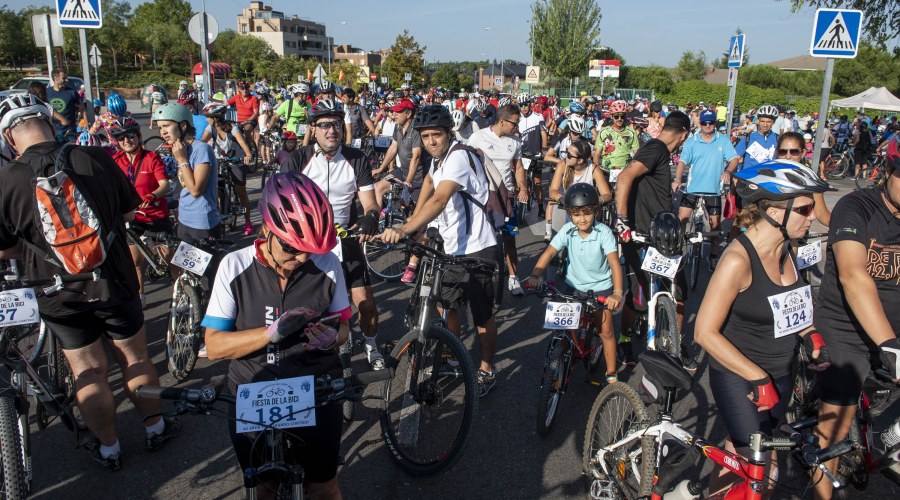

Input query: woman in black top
[695,159,833,498]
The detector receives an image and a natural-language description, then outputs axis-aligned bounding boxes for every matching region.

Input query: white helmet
[475,100,487,113]
[401,83,410,90]
[498,96,513,108]
[289,83,309,95]
[0,94,53,136]
[179,80,188,86]
[757,105,779,119]
[451,110,466,132]
[516,93,532,105]
[568,114,586,134]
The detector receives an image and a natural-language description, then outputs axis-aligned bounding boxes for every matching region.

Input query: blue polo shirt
[733,130,779,171]
[549,222,618,292]
[681,130,738,195]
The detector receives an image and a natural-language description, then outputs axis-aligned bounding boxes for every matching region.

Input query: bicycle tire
[363,217,407,282]
[823,156,843,180]
[582,381,653,499]
[167,283,202,381]
[688,243,701,291]
[653,296,680,357]
[0,396,26,500]
[536,340,569,436]
[12,321,45,366]
[339,337,354,423]
[52,336,85,431]
[492,237,506,311]
[143,136,165,153]
[379,324,478,476]
[785,346,818,425]
[584,323,603,373]
[246,143,260,173]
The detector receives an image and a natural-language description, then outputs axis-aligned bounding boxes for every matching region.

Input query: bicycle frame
[642,261,677,352]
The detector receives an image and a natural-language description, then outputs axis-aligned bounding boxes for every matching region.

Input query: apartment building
[333,45,382,67]
[236,2,333,59]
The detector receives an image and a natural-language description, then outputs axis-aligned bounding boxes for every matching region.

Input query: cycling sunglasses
[313,120,343,130]
[272,233,303,255]
[788,203,815,217]
[115,131,139,140]
[777,148,802,157]
[700,121,716,126]
[612,113,625,119]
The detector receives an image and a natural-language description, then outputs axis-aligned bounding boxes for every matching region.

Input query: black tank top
[708,234,809,378]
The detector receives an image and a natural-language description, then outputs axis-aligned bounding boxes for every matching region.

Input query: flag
[307,67,312,80]
[339,70,345,82]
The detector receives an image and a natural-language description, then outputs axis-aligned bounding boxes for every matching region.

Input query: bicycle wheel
[584,323,603,373]
[339,336,354,422]
[12,321,45,365]
[536,339,569,436]
[835,417,869,490]
[582,381,654,499]
[167,283,202,381]
[823,156,843,180]
[856,166,878,190]
[379,325,478,476]
[785,346,818,425]
[653,296,680,357]
[143,136,165,153]
[363,217,407,281]
[0,396,26,500]
[688,242,701,291]
[492,238,506,310]
[246,143,260,173]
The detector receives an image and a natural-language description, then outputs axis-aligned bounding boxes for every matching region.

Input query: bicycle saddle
[639,351,693,391]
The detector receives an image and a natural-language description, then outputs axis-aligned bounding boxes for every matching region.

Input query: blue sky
[39,0,898,66]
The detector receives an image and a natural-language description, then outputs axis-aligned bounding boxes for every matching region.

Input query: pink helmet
[259,172,336,254]
[608,100,627,114]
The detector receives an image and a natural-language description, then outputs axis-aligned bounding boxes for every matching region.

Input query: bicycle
[526,282,609,436]
[217,157,247,233]
[518,151,542,222]
[582,350,858,500]
[856,150,886,190]
[0,269,101,497]
[135,369,395,499]
[362,177,416,281]
[380,229,492,476]
[258,130,282,171]
[679,189,722,291]
[143,135,166,154]
[796,231,828,303]
[822,148,853,180]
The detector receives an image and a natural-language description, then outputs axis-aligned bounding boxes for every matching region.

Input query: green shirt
[276,99,310,134]
[595,125,639,170]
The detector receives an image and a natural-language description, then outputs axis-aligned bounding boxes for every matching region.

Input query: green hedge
[0,68,189,92]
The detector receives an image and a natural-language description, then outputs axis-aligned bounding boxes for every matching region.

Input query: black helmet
[413,104,454,130]
[649,212,684,258]
[564,183,600,207]
[308,99,345,122]
[649,100,663,113]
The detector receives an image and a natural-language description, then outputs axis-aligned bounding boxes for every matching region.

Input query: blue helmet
[699,110,716,123]
[734,159,834,204]
[569,102,586,114]
[92,99,103,108]
[107,93,126,116]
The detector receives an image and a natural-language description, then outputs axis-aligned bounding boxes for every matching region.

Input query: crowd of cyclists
[0,65,898,500]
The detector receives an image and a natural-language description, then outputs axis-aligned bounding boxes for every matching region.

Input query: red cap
[389,98,415,112]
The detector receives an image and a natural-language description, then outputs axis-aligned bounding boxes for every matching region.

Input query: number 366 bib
[767,285,813,338]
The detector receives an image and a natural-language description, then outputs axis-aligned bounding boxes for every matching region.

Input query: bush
[657,80,790,111]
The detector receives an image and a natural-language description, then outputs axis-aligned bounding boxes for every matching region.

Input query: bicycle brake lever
[818,463,841,488]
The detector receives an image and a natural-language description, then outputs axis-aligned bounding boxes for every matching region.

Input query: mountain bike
[258,130,281,172]
[679,190,720,291]
[381,230,489,476]
[526,282,609,436]
[518,152,542,222]
[0,269,101,497]
[822,148,853,180]
[136,369,394,499]
[582,350,858,500]
[260,161,281,192]
[362,177,415,281]
[856,150,886,190]
[217,157,246,233]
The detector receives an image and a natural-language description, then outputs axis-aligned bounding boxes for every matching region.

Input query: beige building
[236,2,332,60]
[333,45,382,68]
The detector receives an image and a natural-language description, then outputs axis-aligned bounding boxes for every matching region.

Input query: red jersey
[226,94,260,122]
[113,149,169,223]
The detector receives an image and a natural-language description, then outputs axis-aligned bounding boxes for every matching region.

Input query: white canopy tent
[831,86,900,112]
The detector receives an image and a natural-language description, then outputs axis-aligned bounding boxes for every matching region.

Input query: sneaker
[680,344,698,372]
[508,276,524,296]
[145,416,181,451]
[544,228,553,242]
[244,222,254,235]
[198,343,208,358]
[850,175,857,180]
[364,336,385,370]
[538,206,546,219]
[605,374,618,385]
[477,369,496,398]
[708,255,718,271]
[400,265,417,283]
[617,342,636,366]
[83,438,122,471]
[140,294,147,310]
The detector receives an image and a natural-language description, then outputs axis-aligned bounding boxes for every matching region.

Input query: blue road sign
[57,0,103,28]
[727,34,745,68]
[810,9,862,58]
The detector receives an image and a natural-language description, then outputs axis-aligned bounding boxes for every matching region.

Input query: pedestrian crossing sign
[727,34,745,67]
[57,0,102,28]
[809,8,863,58]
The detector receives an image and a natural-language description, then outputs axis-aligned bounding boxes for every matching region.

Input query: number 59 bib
[767,285,814,338]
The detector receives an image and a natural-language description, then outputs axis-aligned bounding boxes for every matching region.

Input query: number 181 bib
[767,285,813,338]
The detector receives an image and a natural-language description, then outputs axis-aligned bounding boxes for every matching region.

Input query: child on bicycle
[526,183,623,384]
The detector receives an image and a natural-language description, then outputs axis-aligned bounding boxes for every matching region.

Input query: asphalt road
[22,104,900,499]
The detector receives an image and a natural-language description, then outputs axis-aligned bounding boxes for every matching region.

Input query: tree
[131,0,193,28]
[675,50,708,81]
[832,40,900,95]
[458,74,474,92]
[431,64,461,90]
[0,5,55,73]
[620,65,674,93]
[779,1,898,49]
[382,30,426,88]
[530,0,602,79]
[93,0,135,76]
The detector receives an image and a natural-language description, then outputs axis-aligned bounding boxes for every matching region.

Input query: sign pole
[94,58,100,100]
[200,0,211,102]
[43,15,54,76]
[78,29,95,125]
[810,58,835,172]
[599,67,604,98]
[725,68,738,135]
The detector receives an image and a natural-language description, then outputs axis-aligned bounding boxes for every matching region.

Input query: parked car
[0,75,85,100]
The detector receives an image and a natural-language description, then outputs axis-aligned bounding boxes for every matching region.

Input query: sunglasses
[115,131,139,140]
[313,120,343,130]
[272,233,303,255]
[700,121,716,126]
[612,113,625,119]
[786,203,815,217]
[501,118,519,130]
[777,148,803,157]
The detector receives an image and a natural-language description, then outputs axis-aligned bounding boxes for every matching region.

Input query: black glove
[357,210,380,236]
[879,338,900,380]
[802,331,831,367]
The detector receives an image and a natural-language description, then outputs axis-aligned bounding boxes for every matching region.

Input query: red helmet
[282,131,297,141]
[177,90,197,105]
[536,96,548,106]
[259,172,336,254]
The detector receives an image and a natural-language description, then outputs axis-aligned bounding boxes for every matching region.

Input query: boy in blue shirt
[526,183,623,384]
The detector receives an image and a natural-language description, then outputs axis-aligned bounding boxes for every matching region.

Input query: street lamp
[327,21,347,73]
[485,27,504,91]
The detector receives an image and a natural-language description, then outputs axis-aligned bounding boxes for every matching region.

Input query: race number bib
[351,139,362,149]
[544,301,582,330]
[170,242,213,276]
[0,289,39,327]
[295,124,308,136]
[609,168,622,184]
[374,136,392,148]
[641,247,681,279]
[522,158,532,171]
[234,376,316,433]
[796,240,822,270]
[767,285,814,338]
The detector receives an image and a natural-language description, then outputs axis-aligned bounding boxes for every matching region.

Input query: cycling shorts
[227,401,341,484]
[819,148,831,161]
[440,245,497,327]
[340,237,371,289]
[679,193,722,216]
[816,347,873,407]
[709,367,791,448]
[621,241,687,314]
[240,121,259,131]
[230,162,249,187]
[42,297,145,350]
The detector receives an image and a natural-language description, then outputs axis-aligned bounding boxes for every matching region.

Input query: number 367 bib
[767,285,813,338]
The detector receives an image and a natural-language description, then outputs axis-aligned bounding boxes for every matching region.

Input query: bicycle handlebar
[632,231,719,246]
[524,282,608,310]
[397,237,499,271]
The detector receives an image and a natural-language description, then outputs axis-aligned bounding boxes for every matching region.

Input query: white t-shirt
[467,127,522,191]
[465,99,477,114]
[454,124,474,145]
[380,116,396,137]
[428,142,497,256]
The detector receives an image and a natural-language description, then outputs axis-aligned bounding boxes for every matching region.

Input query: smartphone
[317,312,343,329]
